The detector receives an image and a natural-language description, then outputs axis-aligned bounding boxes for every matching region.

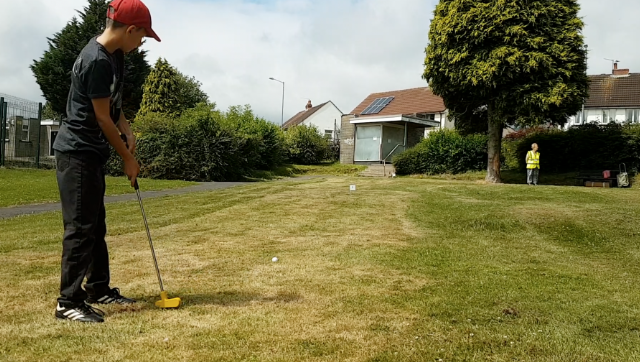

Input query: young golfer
[52,0,160,323]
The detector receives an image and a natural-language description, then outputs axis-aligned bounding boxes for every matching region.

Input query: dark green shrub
[284,124,331,165]
[393,129,488,175]
[516,123,640,173]
[105,104,282,182]
[140,106,250,181]
[222,105,286,170]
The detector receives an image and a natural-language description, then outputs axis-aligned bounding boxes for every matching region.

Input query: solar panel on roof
[361,96,394,115]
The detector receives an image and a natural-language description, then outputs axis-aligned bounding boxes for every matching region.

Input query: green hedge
[393,129,488,175]
[106,105,284,181]
[513,123,640,173]
[105,104,334,181]
[221,105,286,170]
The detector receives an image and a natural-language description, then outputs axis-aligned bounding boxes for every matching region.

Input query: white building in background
[565,63,640,129]
[282,100,344,140]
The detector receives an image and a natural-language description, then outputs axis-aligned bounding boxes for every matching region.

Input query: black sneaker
[55,302,105,323]
[87,288,136,305]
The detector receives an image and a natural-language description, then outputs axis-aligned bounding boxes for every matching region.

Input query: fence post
[0,97,4,167]
[36,102,43,168]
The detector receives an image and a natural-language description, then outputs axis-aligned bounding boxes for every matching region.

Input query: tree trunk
[485,109,502,183]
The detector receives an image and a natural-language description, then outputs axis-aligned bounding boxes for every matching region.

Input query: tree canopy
[30,0,151,120]
[423,0,589,182]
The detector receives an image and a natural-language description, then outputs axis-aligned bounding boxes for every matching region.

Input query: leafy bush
[284,124,331,165]
[393,129,488,175]
[222,105,286,170]
[105,104,287,182]
[514,123,640,173]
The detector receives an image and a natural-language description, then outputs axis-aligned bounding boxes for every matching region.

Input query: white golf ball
[272,257,278,262]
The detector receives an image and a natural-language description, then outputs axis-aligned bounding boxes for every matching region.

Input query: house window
[627,110,640,123]
[324,130,333,139]
[21,119,30,141]
[416,113,436,121]
[585,109,601,123]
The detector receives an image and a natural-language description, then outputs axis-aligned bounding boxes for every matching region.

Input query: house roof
[282,101,330,129]
[350,87,445,117]
[585,73,640,108]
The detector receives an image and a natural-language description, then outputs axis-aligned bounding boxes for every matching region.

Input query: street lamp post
[269,77,284,127]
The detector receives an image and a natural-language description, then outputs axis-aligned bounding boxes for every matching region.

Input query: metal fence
[0,93,56,169]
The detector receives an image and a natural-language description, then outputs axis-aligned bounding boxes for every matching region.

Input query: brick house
[565,63,640,128]
[282,100,343,141]
[340,87,448,165]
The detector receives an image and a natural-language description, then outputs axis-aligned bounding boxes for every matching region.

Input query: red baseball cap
[107,0,161,42]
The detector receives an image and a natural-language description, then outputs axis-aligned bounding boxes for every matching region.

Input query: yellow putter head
[155,291,181,308]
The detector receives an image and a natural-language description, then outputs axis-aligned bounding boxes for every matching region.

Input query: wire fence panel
[0,93,56,169]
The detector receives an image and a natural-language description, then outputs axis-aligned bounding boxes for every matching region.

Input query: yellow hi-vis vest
[527,151,540,169]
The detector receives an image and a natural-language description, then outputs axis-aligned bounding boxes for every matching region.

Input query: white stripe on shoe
[68,311,83,319]
[71,314,86,321]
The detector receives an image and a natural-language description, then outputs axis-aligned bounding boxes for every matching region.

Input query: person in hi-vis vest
[526,143,540,185]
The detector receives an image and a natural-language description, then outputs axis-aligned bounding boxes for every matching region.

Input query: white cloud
[1,0,639,124]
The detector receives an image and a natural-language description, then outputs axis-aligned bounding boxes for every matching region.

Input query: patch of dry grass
[0,178,425,361]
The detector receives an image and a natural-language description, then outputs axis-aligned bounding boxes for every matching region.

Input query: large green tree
[423,0,589,183]
[30,0,151,120]
[137,58,210,119]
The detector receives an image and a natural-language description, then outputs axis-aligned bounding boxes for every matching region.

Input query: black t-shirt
[53,36,124,163]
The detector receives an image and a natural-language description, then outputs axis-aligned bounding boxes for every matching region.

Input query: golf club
[122,134,181,309]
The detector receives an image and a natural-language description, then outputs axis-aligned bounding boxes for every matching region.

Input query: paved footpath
[0,176,322,220]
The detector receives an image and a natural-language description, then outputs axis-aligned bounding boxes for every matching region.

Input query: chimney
[613,62,630,76]
[305,100,312,110]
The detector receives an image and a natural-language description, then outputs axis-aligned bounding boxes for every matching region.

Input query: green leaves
[393,129,488,175]
[107,104,290,181]
[137,58,181,119]
[284,125,332,165]
[136,58,211,120]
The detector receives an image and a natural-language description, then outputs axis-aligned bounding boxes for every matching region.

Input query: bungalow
[340,87,450,165]
[566,63,640,128]
[282,100,343,140]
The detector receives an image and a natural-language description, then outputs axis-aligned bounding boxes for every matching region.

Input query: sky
[1,0,638,124]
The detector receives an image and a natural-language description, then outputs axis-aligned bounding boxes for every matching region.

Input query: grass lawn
[248,162,367,180]
[0,168,196,208]
[2,176,640,361]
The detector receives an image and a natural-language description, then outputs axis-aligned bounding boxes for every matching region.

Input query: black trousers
[55,150,111,307]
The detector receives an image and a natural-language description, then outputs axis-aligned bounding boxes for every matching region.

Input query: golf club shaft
[135,188,164,292]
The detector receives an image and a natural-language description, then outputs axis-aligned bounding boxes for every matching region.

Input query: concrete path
[0,176,322,220]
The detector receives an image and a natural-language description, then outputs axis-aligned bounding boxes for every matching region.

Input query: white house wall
[302,103,343,139]
[424,110,451,137]
[564,108,640,130]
